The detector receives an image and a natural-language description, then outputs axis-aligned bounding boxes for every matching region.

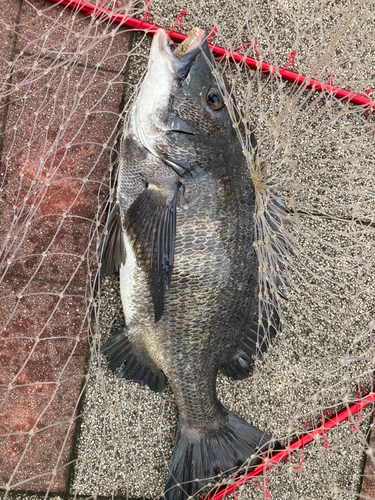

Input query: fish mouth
[132,27,208,173]
[156,27,207,78]
[173,27,205,58]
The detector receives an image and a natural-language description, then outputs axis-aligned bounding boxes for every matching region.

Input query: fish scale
[100,26,280,499]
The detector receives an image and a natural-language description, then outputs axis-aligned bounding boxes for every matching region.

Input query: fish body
[101,28,276,499]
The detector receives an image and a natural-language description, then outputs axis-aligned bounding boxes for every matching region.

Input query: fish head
[133,28,241,178]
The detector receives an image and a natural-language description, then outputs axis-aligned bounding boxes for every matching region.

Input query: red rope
[362,89,375,132]
[231,40,259,61]
[351,388,370,432]
[140,0,152,24]
[281,50,296,72]
[207,25,217,44]
[249,477,270,499]
[171,9,187,34]
[203,391,375,500]
[34,0,375,111]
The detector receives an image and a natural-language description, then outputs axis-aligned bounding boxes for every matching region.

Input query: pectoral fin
[125,182,181,322]
[100,203,126,275]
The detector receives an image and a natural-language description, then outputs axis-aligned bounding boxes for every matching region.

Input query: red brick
[360,422,375,498]
[0,277,88,492]
[0,1,22,126]
[0,1,131,495]
[1,62,124,283]
[18,0,132,73]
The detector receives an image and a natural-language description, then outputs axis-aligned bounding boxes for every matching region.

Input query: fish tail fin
[164,409,276,500]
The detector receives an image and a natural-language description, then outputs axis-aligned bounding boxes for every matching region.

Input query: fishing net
[1,0,374,499]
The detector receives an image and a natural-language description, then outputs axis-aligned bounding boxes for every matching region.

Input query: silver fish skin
[100,27,277,500]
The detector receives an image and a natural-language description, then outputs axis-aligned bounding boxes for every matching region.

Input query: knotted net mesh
[0,1,374,499]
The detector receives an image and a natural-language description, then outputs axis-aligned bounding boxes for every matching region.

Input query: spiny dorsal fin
[125,182,181,322]
[100,202,126,275]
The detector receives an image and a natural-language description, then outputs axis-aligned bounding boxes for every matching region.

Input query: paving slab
[1,60,125,284]
[0,277,87,493]
[17,0,132,73]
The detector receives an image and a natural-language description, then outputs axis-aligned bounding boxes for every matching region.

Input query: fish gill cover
[0,1,374,500]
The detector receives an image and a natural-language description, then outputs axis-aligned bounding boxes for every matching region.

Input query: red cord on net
[284,420,313,472]
[281,50,296,71]
[327,72,334,87]
[321,409,337,450]
[351,388,370,432]
[249,476,270,499]
[141,0,152,24]
[35,0,374,113]
[232,40,259,61]
[171,9,187,34]
[215,39,259,63]
[202,390,375,500]
[207,25,217,44]
[363,89,375,132]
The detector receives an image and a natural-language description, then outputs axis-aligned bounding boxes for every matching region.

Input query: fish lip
[155,28,207,77]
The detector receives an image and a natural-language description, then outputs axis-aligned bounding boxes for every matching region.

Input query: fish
[100,27,279,500]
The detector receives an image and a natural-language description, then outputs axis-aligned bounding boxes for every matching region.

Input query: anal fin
[101,326,165,392]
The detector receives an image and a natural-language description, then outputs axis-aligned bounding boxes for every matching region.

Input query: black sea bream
[100,27,277,500]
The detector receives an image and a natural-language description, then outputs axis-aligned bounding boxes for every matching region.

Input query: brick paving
[0,1,22,142]
[0,278,87,492]
[0,0,130,493]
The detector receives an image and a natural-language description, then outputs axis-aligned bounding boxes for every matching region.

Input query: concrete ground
[1,0,374,499]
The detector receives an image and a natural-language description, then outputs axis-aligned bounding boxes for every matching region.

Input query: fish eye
[206,88,224,110]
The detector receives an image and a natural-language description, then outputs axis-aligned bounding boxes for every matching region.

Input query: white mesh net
[1,1,374,499]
